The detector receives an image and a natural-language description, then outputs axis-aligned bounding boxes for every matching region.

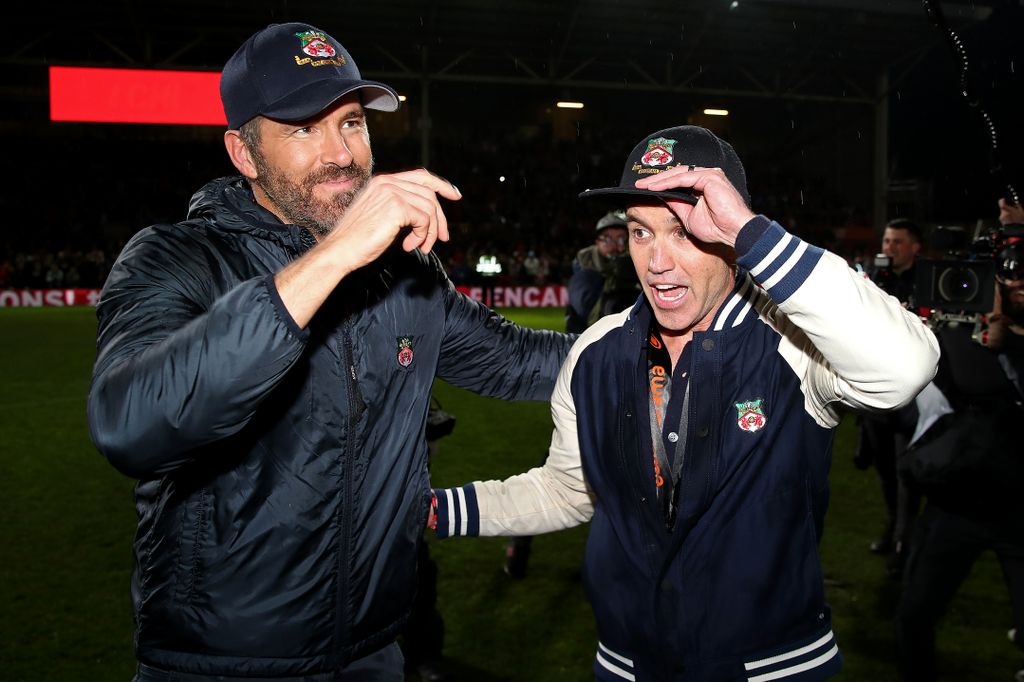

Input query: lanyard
[646,328,690,530]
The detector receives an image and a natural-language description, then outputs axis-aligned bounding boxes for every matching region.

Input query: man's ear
[224,129,258,180]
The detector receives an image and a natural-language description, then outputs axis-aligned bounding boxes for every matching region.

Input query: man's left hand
[635,166,755,247]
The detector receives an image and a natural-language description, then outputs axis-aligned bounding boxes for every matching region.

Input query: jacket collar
[187,176,316,252]
[626,268,761,354]
[706,268,761,333]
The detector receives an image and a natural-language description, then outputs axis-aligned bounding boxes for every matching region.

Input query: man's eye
[343,118,364,129]
[293,126,313,135]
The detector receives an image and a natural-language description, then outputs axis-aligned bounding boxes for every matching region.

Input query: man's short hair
[239,118,262,153]
[885,218,923,245]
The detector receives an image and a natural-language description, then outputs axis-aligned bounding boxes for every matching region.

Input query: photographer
[896,222,1024,682]
[564,211,641,334]
[856,219,924,572]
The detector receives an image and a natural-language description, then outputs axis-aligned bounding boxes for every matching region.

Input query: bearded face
[250,145,373,239]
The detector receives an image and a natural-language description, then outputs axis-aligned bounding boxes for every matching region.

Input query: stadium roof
[3,0,993,107]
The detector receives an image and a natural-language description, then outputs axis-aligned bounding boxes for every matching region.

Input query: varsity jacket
[87,177,572,676]
[434,217,939,682]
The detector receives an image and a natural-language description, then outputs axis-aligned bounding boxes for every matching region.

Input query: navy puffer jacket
[87,176,571,676]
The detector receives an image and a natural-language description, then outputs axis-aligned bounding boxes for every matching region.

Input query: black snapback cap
[220,23,400,130]
[580,125,749,206]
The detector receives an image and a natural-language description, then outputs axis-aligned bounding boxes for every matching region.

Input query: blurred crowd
[2,123,944,292]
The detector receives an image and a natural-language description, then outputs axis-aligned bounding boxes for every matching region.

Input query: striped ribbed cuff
[433,485,480,538]
[735,218,824,304]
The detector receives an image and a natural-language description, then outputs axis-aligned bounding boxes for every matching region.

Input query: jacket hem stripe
[597,641,634,667]
[744,630,835,670]
[596,652,636,681]
[746,644,839,682]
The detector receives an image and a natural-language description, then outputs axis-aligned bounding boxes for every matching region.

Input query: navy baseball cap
[580,125,749,206]
[220,23,400,130]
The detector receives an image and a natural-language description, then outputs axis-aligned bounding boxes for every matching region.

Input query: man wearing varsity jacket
[432,126,939,682]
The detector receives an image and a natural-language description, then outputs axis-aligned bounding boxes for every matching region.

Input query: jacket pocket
[174,486,210,604]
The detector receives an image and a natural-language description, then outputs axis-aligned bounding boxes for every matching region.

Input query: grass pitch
[0,306,1018,681]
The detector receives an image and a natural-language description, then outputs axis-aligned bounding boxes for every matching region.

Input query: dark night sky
[890,1,1023,222]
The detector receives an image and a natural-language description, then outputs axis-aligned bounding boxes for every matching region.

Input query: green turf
[0,306,1019,681]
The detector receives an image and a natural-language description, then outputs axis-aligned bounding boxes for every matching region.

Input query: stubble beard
[251,151,373,239]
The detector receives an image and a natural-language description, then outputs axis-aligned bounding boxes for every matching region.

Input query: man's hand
[323,169,461,266]
[635,166,755,247]
[275,168,461,329]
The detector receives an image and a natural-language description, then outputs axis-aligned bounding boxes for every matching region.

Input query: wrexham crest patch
[292,30,346,67]
[735,399,766,433]
[295,30,337,58]
[641,137,676,166]
[397,336,415,368]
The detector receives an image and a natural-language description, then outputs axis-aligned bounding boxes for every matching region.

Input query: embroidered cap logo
[641,137,676,167]
[295,30,337,58]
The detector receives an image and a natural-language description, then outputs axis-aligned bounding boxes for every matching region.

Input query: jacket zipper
[334,323,359,662]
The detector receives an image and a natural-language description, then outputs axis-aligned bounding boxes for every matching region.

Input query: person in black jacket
[86,22,572,682]
[896,231,1024,682]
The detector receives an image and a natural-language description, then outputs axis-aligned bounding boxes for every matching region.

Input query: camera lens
[937,266,980,303]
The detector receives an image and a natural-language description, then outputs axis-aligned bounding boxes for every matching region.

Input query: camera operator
[896,222,1024,682]
[855,219,924,573]
[874,218,924,304]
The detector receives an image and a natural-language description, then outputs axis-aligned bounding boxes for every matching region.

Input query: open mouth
[651,283,688,306]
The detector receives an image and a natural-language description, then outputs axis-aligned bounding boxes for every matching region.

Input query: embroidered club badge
[295,30,337,58]
[397,336,415,368]
[735,399,766,433]
[641,137,676,166]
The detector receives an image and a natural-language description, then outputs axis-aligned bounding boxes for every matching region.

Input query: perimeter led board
[49,66,227,125]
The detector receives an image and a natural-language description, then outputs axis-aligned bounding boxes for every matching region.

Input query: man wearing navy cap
[432,125,940,681]
[87,23,572,681]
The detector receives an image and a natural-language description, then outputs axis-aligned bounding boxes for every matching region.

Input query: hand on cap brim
[635,166,754,247]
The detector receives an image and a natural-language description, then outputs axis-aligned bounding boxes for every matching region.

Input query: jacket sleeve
[735,216,940,427]
[436,263,575,400]
[432,340,595,537]
[87,226,308,478]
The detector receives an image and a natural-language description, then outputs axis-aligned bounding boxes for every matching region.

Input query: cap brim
[578,187,699,205]
[261,78,401,123]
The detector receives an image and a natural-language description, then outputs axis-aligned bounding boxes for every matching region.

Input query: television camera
[915,223,1024,325]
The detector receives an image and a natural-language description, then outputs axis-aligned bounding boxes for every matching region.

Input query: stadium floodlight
[556,101,584,109]
[703,108,729,116]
